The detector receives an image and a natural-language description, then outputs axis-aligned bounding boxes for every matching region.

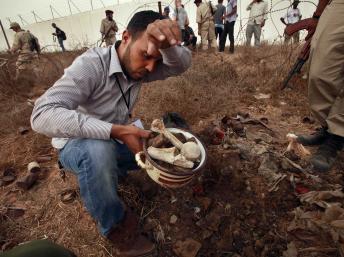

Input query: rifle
[281,18,316,90]
[99,22,117,47]
[209,1,215,15]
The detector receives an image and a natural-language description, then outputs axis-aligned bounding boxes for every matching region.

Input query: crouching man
[31,11,191,257]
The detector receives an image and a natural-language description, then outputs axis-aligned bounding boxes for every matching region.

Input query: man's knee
[61,139,118,174]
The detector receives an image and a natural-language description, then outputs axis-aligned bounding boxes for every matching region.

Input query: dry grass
[134,44,309,129]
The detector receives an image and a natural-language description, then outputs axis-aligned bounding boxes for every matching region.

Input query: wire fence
[0,0,317,51]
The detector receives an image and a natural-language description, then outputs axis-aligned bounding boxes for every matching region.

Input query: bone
[151,119,184,149]
[151,119,201,161]
[286,133,311,157]
[181,142,201,161]
[147,146,194,169]
[148,133,172,148]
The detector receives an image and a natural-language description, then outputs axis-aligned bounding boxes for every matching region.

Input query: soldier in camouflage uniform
[100,10,119,46]
[9,22,40,80]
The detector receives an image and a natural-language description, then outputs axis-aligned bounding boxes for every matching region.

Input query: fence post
[0,19,10,50]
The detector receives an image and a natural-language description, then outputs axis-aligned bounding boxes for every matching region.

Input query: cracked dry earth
[1,46,344,257]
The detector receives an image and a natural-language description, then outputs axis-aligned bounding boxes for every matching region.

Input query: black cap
[105,10,114,14]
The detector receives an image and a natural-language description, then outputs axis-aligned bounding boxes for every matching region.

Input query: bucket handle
[135,151,146,169]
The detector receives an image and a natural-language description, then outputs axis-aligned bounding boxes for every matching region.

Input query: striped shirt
[30,45,192,149]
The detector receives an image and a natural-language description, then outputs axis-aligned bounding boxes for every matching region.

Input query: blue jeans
[58,138,138,236]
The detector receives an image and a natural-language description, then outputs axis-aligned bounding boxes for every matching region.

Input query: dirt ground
[0,45,343,257]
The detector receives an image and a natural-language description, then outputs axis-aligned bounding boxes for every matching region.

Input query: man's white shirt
[284,7,301,24]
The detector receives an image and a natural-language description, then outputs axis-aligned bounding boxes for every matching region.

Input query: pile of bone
[147,119,201,170]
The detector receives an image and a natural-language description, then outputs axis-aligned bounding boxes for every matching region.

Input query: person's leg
[246,24,254,46]
[209,21,217,50]
[59,138,132,236]
[217,26,223,43]
[181,29,185,42]
[58,38,65,52]
[201,22,209,50]
[105,37,111,47]
[308,1,344,135]
[307,0,344,171]
[192,36,197,48]
[228,21,235,53]
[293,31,300,43]
[284,33,291,44]
[253,24,262,46]
[219,22,228,52]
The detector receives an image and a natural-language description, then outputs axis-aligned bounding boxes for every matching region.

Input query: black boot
[297,127,329,146]
[310,133,344,172]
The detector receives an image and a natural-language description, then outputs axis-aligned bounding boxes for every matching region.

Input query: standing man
[195,0,217,51]
[100,10,118,46]
[219,0,237,53]
[296,0,344,172]
[52,23,67,52]
[214,0,226,42]
[280,0,302,44]
[9,22,40,81]
[172,0,189,40]
[162,6,170,18]
[31,11,191,256]
[246,0,268,47]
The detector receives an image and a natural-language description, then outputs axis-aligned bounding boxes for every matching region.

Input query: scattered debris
[153,223,165,243]
[302,116,315,124]
[16,162,41,190]
[286,133,311,158]
[288,205,344,254]
[283,241,298,257]
[1,206,26,219]
[27,161,40,173]
[197,197,212,212]
[59,189,78,204]
[16,173,38,190]
[36,156,52,163]
[300,190,344,209]
[0,167,16,186]
[173,238,202,257]
[18,126,29,135]
[254,93,271,100]
[258,153,284,186]
[170,215,178,225]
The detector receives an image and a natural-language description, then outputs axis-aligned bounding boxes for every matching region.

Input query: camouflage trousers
[15,52,38,81]
[308,0,344,137]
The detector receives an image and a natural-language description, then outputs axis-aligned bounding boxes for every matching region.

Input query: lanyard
[115,75,132,118]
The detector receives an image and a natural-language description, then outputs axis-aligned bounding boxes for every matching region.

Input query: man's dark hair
[127,11,164,39]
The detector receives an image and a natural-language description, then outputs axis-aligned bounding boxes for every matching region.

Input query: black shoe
[297,127,329,146]
[310,134,344,172]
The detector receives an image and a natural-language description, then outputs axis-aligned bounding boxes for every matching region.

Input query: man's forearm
[144,45,191,82]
